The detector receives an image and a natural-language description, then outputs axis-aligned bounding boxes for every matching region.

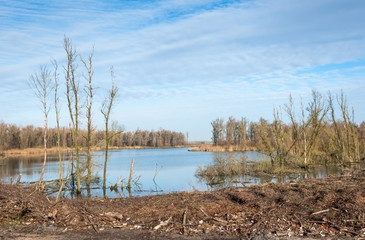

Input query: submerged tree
[64,36,82,194]
[101,67,119,190]
[305,90,329,164]
[52,59,64,186]
[28,65,53,186]
[328,91,360,162]
[81,47,95,189]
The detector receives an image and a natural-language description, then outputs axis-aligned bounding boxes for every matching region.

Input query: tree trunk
[103,120,109,190]
[39,114,47,184]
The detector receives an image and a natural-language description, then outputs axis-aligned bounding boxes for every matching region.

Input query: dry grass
[189,144,256,152]
[2,145,194,159]
[3,147,73,157]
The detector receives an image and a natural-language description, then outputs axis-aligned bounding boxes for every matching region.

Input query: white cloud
[0,0,365,140]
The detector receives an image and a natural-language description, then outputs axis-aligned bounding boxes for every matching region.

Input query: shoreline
[1,145,201,159]
[1,144,258,159]
[188,144,257,152]
[0,170,364,239]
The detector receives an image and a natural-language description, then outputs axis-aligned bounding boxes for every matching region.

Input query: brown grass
[2,145,196,159]
[188,144,256,152]
[3,147,73,157]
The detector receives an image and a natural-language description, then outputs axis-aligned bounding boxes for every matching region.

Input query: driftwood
[154,216,172,230]
[105,212,123,220]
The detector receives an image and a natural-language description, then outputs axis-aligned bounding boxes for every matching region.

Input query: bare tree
[257,117,275,166]
[28,65,53,186]
[236,118,247,147]
[328,91,344,162]
[64,36,82,194]
[52,59,64,186]
[305,90,329,164]
[272,106,287,167]
[211,118,224,146]
[81,47,95,189]
[101,67,119,190]
[337,90,360,162]
[300,99,308,167]
[225,116,236,146]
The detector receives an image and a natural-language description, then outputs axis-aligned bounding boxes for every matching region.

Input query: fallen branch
[105,212,123,220]
[55,182,64,202]
[311,208,339,215]
[212,217,227,223]
[154,216,172,230]
[87,215,99,233]
[199,208,210,217]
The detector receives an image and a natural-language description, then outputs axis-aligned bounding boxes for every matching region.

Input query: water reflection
[1,149,363,198]
[0,155,69,183]
[195,152,365,190]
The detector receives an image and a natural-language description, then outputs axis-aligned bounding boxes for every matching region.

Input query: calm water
[0,148,359,198]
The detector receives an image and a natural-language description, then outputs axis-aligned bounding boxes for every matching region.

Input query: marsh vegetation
[209,90,364,172]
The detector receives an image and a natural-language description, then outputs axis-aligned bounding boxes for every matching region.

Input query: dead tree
[305,90,329,164]
[28,65,53,186]
[211,118,224,146]
[64,36,82,194]
[81,47,95,188]
[52,59,64,186]
[101,67,119,190]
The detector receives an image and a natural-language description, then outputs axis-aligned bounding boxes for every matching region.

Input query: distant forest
[0,123,185,151]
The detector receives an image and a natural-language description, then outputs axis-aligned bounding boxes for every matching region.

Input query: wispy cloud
[0,0,364,140]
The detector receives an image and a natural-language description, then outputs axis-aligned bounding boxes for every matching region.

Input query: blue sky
[1,0,365,141]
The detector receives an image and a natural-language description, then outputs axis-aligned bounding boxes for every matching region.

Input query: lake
[0,148,361,198]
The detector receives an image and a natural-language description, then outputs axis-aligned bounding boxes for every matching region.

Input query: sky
[0,0,365,141]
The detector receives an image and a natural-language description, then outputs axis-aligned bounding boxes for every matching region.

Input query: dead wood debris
[0,170,364,239]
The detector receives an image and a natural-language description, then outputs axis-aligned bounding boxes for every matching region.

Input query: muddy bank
[1,171,364,239]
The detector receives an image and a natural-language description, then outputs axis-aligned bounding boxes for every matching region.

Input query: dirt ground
[1,171,365,239]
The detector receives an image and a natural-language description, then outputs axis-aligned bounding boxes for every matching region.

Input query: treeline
[0,122,185,151]
[211,90,365,165]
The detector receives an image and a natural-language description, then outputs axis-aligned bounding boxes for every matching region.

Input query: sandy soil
[1,171,364,239]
